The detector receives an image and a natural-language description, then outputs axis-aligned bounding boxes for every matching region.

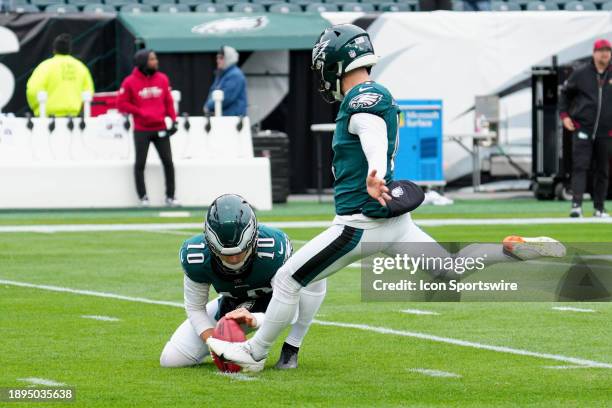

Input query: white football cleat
[206,338,266,373]
[569,206,582,218]
[503,236,566,260]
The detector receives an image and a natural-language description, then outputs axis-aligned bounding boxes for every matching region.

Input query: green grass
[1,207,611,407]
[0,198,610,225]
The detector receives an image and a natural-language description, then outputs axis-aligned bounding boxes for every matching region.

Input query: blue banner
[394,100,444,184]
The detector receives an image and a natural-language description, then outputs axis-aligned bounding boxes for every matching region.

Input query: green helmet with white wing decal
[311,24,377,103]
[204,194,258,279]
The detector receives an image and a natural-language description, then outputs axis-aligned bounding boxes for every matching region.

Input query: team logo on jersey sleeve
[391,186,404,198]
[349,92,382,109]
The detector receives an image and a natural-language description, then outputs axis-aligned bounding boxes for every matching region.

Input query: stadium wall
[4,12,612,192]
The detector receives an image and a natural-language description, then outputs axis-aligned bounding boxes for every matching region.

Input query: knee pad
[159,342,200,368]
[271,266,302,304]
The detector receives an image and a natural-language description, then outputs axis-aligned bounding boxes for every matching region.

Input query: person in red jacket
[118,49,179,207]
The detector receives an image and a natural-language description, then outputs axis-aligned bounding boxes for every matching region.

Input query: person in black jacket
[559,39,612,218]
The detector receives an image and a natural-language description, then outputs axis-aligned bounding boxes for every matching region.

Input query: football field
[1,199,611,407]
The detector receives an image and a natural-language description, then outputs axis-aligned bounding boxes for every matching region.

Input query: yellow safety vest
[26,54,94,117]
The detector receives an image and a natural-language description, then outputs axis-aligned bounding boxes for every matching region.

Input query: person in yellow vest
[26,33,94,117]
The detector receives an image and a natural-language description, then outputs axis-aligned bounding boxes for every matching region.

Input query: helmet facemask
[313,58,344,104]
[204,194,258,280]
[219,246,253,271]
[209,245,255,277]
[206,218,257,279]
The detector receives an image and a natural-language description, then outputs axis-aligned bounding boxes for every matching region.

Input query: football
[210,317,247,373]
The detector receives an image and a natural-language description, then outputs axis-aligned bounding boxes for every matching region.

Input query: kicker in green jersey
[332,81,400,216]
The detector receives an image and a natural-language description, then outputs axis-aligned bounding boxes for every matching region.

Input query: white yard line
[552,306,596,313]
[582,255,612,260]
[0,279,183,308]
[158,212,191,218]
[17,378,66,387]
[401,309,441,316]
[0,223,203,233]
[2,278,611,369]
[417,218,612,226]
[408,368,461,378]
[266,221,332,228]
[543,365,600,369]
[312,320,612,369]
[81,315,121,322]
[140,229,196,236]
[1,217,611,233]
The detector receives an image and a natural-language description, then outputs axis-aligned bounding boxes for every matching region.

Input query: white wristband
[252,312,266,329]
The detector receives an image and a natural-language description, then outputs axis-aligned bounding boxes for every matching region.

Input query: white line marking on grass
[3,279,612,369]
[0,221,330,233]
[417,218,612,226]
[312,320,612,369]
[18,378,66,387]
[159,211,191,218]
[215,372,258,382]
[267,221,332,228]
[140,230,196,236]
[401,309,440,316]
[408,368,461,378]
[0,279,183,308]
[0,223,202,233]
[582,255,612,260]
[552,307,596,313]
[543,365,600,369]
[81,315,120,322]
[1,217,611,233]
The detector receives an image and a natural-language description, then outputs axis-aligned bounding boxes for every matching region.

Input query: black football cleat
[274,342,299,370]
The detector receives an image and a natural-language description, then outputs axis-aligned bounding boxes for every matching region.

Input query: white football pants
[248,213,513,360]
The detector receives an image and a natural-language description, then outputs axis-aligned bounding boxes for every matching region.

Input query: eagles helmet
[205,194,258,279]
[311,24,377,103]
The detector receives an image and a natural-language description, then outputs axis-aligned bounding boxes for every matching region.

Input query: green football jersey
[332,81,400,216]
[179,225,292,300]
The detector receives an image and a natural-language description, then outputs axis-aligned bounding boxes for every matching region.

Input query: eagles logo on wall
[349,92,382,109]
[192,16,269,35]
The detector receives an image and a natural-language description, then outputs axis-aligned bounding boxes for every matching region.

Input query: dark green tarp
[118,12,330,52]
